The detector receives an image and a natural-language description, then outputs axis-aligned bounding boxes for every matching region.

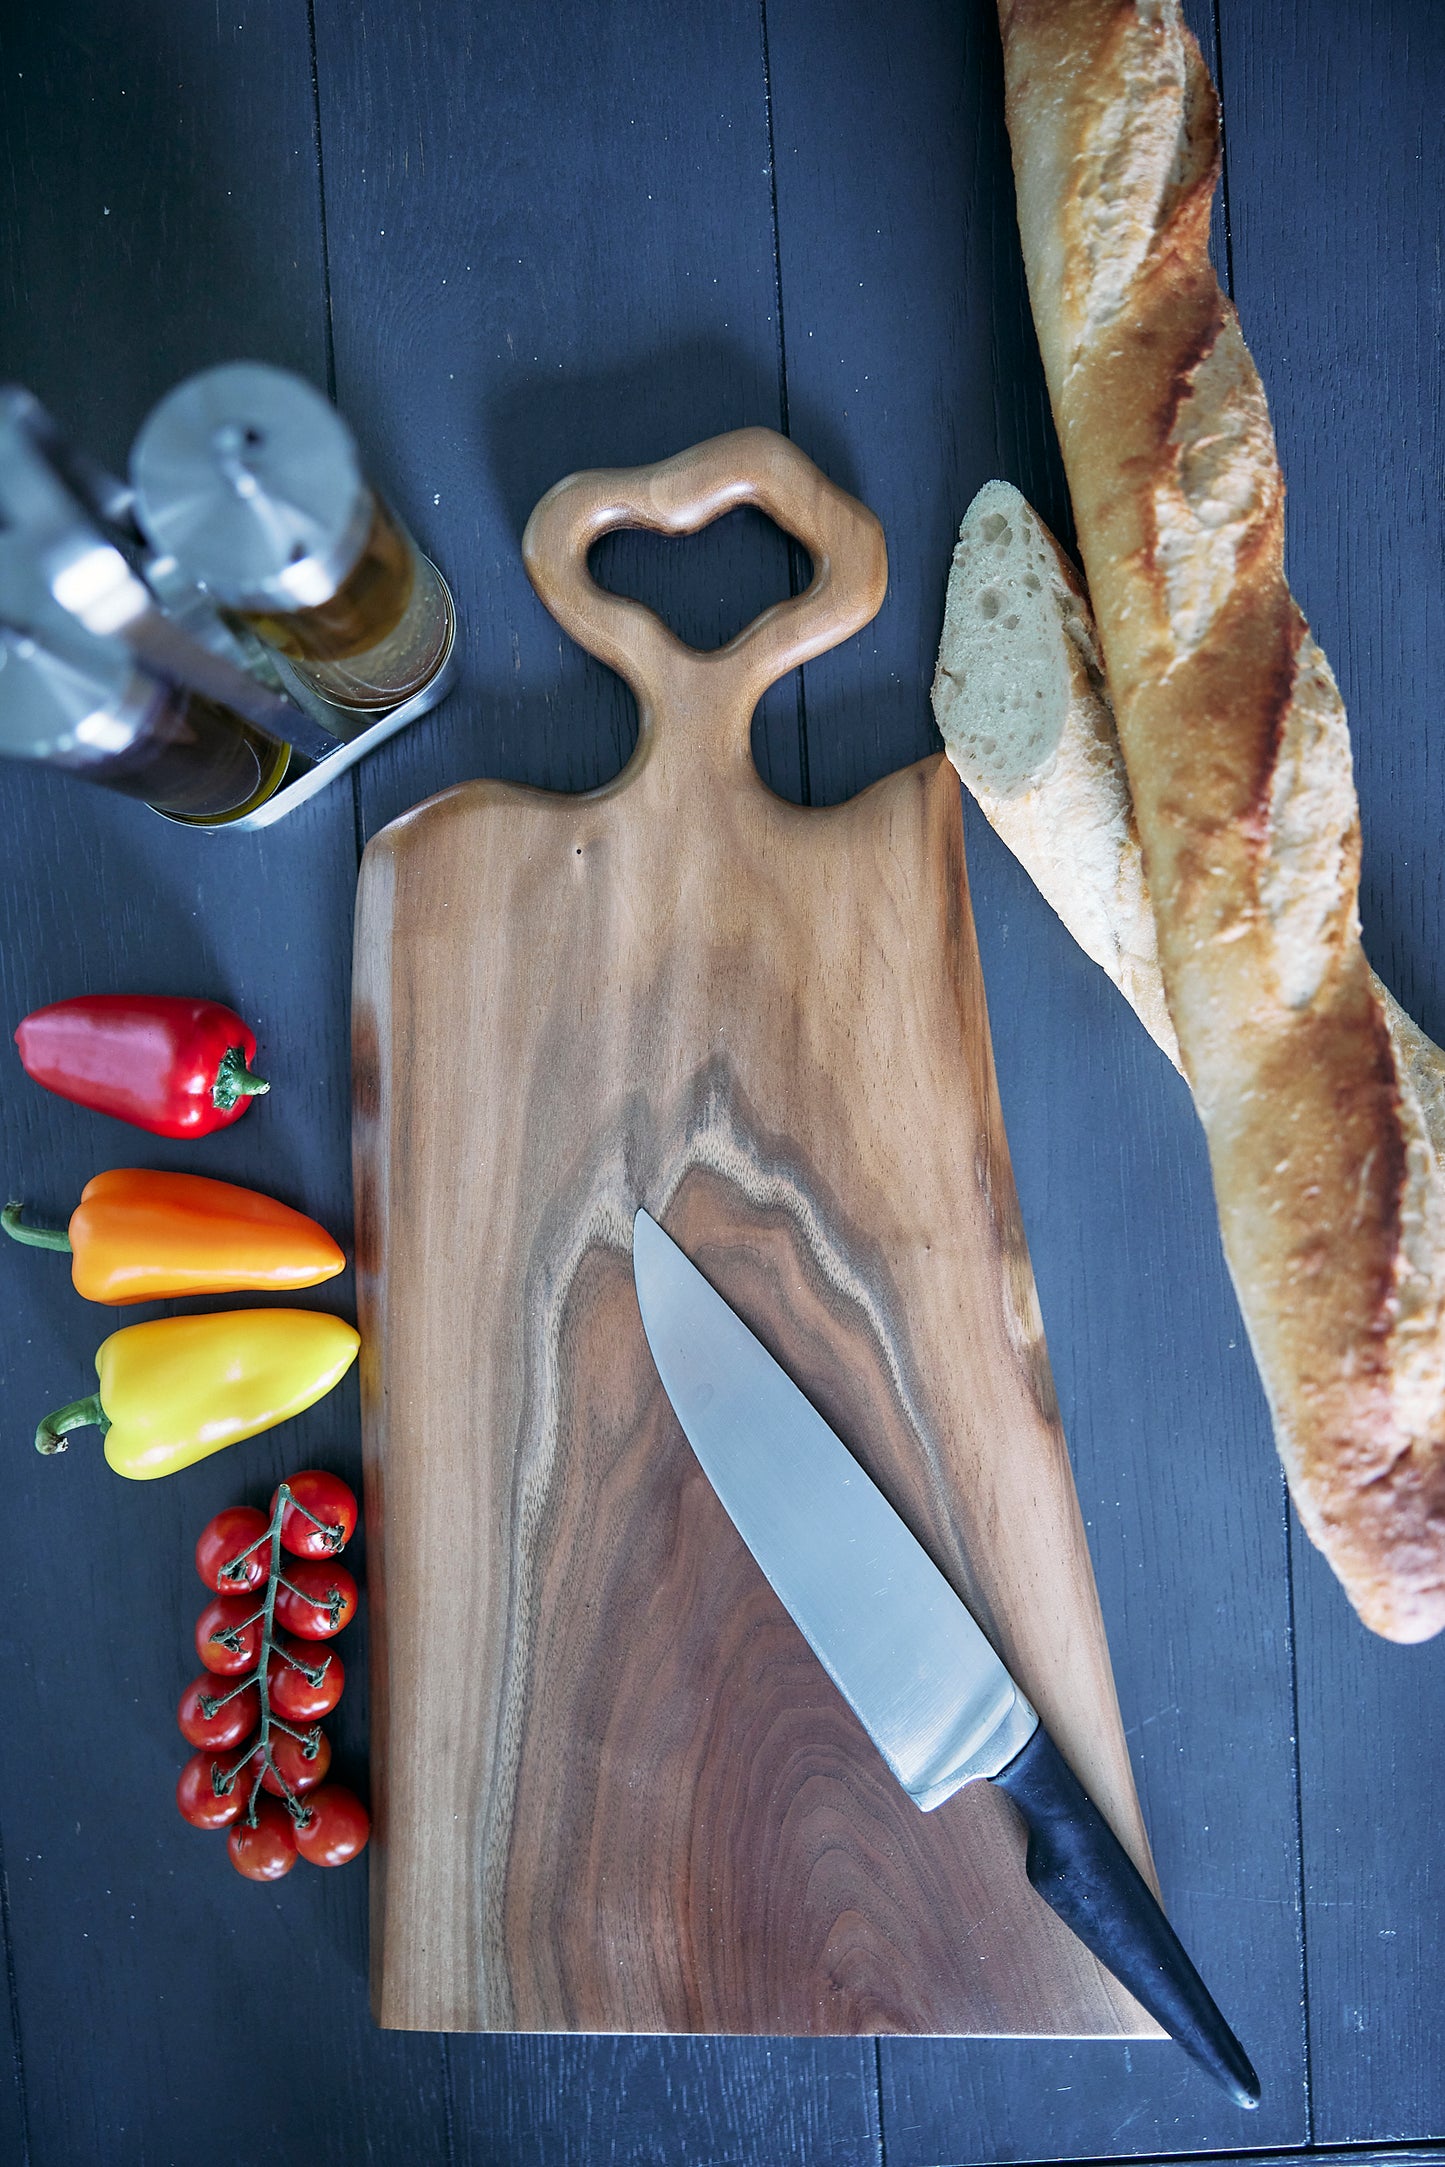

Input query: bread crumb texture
[934,481,1179,1062]
[934,482,1073,796]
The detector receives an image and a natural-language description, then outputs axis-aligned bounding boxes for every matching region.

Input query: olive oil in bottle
[0,621,290,823]
[130,364,454,733]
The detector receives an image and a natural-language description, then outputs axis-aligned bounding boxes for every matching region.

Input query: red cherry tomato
[260,1727,332,1798]
[227,1795,298,1881]
[272,1470,358,1559]
[195,1506,271,1593]
[293,1784,370,1867]
[195,1594,264,1675]
[177,1673,260,1751]
[267,1637,343,1721]
[176,1750,246,1830]
[274,1559,357,1640]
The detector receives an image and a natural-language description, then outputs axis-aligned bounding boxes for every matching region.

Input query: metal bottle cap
[0,617,158,769]
[130,363,373,613]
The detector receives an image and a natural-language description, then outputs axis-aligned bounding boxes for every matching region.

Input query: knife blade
[632,1207,1259,2109]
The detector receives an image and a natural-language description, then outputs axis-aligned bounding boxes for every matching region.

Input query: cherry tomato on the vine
[176,1751,246,1830]
[272,1470,358,1559]
[195,1594,265,1675]
[293,1784,370,1867]
[180,1483,367,1882]
[194,1506,271,1594]
[178,1673,260,1752]
[274,1559,357,1640]
[267,1637,343,1721]
[260,1727,332,1798]
[227,1795,298,1881]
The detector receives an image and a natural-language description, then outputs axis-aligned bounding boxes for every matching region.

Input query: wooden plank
[312,0,806,840]
[308,0,885,2140]
[0,0,317,469]
[1089,2154,1445,2167]
[762,0,1307,2150]
[1216,0,1445,2142]
[0,1845,23,2164]
[0,3,450,2160]
[353,428,1156,2037]
[448,2036,883,2167]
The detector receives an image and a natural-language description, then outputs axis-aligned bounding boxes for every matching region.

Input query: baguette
[994,0,1445,1640]
[933,483,1445,1165]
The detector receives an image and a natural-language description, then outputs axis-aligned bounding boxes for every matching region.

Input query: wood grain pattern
[353,428,1159,2036]
[9,0,1437,2154]
[760,0,1308,2145]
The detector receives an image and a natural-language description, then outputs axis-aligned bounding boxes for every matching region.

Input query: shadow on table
[354,340,920,837]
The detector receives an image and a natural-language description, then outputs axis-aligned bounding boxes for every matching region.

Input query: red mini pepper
[15,996,269,1138]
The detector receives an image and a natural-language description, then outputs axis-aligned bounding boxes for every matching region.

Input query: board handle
[521,428,888,751]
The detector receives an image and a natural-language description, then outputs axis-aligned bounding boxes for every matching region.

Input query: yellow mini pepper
[35,1308,360,1479]
[3,1169,344,1303]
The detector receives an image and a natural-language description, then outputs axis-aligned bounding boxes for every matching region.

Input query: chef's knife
[632,1208,1259,2109]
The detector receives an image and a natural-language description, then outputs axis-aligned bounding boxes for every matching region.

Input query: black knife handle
[992,1724,1260,2109]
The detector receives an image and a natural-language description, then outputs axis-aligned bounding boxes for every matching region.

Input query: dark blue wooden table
[1,3,1441,2161]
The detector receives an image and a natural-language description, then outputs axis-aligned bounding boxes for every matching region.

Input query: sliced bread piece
[933,481,1180,1065]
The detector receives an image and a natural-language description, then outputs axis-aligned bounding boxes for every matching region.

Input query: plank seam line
[1211,4,1314,2139]
[756,0,814,807]
[1283,1493,1315,2144]
[304,0,338,405]
[303,0,365,871]
[439,2031,457,2167]
[350,732,367,871]
[874,2034,887,2167]
[1209,0,1238,312]
[995,2144,1445,2167]
[0,1809,32,2167]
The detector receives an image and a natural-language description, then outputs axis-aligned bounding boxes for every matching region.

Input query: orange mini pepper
[2,1169,344,1304]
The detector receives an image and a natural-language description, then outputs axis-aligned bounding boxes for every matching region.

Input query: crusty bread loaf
[934,481,1179,1065]
[934,482,1445,1165]
[995,0,1445,1640]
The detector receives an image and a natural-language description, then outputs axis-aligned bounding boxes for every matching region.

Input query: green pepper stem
[35,1394,110,1456]
[212,1044,270,1111]
[2,1202,72,1254]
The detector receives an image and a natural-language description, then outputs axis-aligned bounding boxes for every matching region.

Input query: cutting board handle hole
[588,508,811,657]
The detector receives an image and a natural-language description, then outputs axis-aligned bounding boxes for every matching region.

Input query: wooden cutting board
[352,427,1162,2039]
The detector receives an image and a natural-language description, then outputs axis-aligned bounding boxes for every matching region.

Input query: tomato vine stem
[207,1484,327,1827]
